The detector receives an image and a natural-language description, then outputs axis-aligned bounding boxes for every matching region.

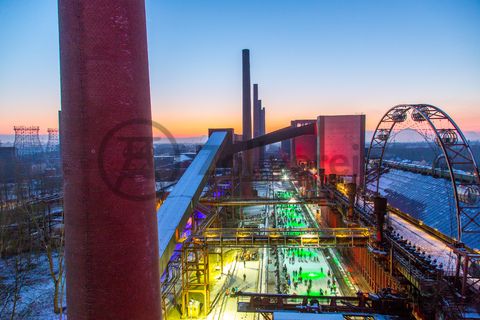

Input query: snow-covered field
[0,253,66,319]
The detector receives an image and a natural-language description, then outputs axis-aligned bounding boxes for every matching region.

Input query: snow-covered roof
[373,169,480,250]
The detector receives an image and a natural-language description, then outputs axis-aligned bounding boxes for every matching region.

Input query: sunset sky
[1,0,479,138]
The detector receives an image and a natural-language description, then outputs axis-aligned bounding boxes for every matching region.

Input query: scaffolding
[181,241,210,317]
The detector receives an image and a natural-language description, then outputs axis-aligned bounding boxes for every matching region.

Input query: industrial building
[46,1,480,319]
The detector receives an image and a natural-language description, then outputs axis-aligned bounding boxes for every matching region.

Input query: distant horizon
[3,130,480,146]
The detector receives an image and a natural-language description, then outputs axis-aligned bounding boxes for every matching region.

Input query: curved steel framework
[365,104,480,242]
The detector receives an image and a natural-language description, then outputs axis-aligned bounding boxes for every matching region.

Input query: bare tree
[1,158,65,318]
[29,198,66,315]
[0,203,33,319]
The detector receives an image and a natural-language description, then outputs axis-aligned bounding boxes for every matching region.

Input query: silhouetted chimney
[242,49,252,176]
[253,83,260,138]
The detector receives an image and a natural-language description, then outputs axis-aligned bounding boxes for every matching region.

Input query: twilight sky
[0,0,479,137]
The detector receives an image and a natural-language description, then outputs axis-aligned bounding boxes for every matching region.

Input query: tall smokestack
[252,84,260,168]
[58,1,161,319]
[260,104,266,162]
[260,105,266,136]
[242,49,252,176]
[253,83,260,138]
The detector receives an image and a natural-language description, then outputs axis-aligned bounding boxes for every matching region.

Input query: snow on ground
[208,259,259,320]
[0,253,66,319]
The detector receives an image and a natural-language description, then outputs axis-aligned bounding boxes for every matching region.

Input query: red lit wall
[290,120,317,167]
[317,115,365,184]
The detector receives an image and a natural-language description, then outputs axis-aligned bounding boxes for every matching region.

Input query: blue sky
[1,0,479,136]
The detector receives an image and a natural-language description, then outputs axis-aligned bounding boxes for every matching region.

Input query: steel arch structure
[364,104,480,242]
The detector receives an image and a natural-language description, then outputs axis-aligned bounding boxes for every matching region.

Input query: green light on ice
[298,271,326,280]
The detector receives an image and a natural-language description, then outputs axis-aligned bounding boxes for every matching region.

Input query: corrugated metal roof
[372,169,479,250]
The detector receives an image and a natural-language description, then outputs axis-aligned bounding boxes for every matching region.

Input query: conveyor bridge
[191,227,372,248]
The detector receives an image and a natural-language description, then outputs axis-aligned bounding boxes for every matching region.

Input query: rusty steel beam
[227,122,316,155]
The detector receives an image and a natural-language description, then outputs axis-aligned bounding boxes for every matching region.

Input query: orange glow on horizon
[1,102,479,137]
[2,115,480,137]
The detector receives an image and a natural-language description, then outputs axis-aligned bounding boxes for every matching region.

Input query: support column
[345,182,357,220]
[318,168,325,188]
[58,1,161,319]
[181,243,210,317]
[220,245,224,272]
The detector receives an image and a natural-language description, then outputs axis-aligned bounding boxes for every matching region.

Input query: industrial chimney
[242,49,253,176]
